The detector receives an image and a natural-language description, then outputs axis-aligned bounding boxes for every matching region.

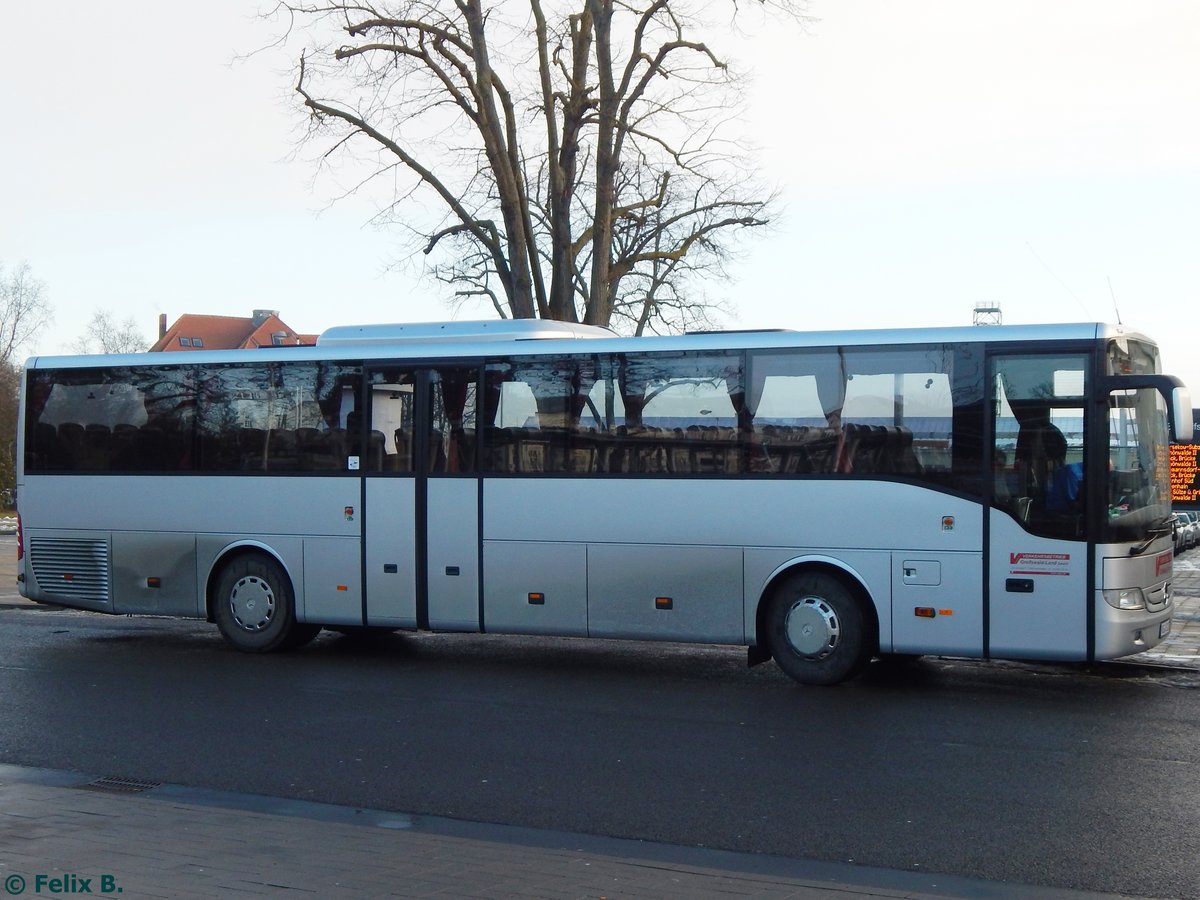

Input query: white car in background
[1172,512,1199,553]
[1183,512,1200,551]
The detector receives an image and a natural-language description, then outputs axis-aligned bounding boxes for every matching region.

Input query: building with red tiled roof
[149,310,318,352]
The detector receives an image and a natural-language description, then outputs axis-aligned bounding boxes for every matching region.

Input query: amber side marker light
[528,592,545,605]
[915,607,936,618]
[655,597,673,610]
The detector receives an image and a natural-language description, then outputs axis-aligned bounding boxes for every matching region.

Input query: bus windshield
[1105,385,1172,543]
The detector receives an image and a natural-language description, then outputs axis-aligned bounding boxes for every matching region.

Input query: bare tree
[0,362,18,508]
[0,260,52,507]
[71,309,149,355]
[279,0,800,332]
[0,261,53,365]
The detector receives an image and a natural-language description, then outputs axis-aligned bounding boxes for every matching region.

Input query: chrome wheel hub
[229,576,276,632]
[783,596,840,659]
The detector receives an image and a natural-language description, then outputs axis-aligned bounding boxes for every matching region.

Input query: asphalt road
[2,603,1200,898]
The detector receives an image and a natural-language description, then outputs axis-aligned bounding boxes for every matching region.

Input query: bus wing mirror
[1102,374,1191,442]
[1172,387,1193,443]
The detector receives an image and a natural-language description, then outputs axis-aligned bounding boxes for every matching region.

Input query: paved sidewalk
[0,765,1144,900]
[1139,551,1200,666]
[2,538,1197,898]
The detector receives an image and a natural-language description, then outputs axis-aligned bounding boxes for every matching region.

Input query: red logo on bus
[1009,552,1070,565]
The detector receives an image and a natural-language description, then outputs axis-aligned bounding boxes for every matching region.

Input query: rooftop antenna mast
[1107,276,1123,325]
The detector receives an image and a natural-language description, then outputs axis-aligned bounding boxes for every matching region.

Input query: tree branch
[297,50,515,292]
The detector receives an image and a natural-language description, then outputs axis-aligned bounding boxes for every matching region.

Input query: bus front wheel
[213,554,318,652]
[765,571,873,686]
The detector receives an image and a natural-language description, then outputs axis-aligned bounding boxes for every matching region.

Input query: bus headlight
[1103,588,1147,610]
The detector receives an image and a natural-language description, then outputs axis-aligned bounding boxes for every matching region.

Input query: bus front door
[988,512,1088,659]
[986,354,1090,659]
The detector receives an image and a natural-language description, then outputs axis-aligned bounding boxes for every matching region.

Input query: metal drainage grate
[78,776,162,794]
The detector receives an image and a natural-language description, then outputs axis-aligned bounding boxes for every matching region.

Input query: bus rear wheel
[765,571,873,686]
[213,554,318,652]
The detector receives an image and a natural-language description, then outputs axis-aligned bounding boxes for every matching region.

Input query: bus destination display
[1171,444,1200,504]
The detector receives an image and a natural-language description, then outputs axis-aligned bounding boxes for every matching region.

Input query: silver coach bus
[15,320,1191,684]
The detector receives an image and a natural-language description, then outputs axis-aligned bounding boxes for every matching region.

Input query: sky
[1,2,1198,389]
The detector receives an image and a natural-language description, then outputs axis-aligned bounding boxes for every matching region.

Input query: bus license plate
[1160,620,1171,639]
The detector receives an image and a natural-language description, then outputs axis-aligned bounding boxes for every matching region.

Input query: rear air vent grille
[29,537,110,604]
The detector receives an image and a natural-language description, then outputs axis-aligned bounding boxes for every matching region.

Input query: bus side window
[366,369,414,473]
[993,355,1088,536]
[430,368,477,474]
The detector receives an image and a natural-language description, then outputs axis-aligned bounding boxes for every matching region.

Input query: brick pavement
[1,536,1195,898]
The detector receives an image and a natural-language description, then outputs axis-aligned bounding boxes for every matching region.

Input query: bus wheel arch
[208,547,319,652]
[756,563,879,686]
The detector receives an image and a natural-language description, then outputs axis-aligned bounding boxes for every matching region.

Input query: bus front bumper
[1093,596,1173,659]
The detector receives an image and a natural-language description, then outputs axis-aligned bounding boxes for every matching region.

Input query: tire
[213,554,314,653]
[764,571,874,686]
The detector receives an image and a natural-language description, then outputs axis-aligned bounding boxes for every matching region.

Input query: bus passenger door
[986,354,1090,659]
[423,368,480,631]
[363,367,480,631]
[363,369,418,628]
[988,513,1087,659]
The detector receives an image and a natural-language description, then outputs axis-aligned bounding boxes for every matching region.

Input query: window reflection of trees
[27,345,985,489]
[479,346,973,485]
[27,362,362,473]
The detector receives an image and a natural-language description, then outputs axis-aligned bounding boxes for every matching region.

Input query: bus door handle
[1006,578,1035,593]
